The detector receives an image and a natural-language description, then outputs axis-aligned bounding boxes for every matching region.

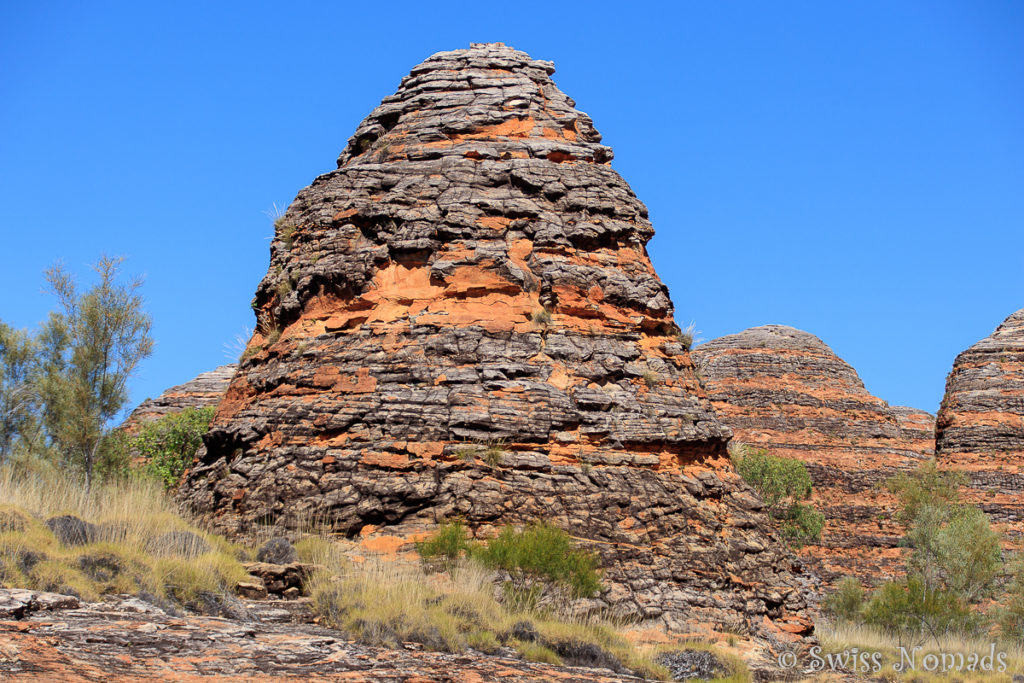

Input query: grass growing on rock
[308,556,672,679]
[0,469,250,607]
[311,521,678,679]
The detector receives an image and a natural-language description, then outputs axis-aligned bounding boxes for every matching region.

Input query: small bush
[780,503,824,546]
[675,322,698,351]
[641,371,661,388]
[732,446,812,514]
[471,523,601,598]
[416,521,471,561]
[886,459,965,524]
[99,407,214,488]
[531,309,552,325]
[275,217,296,249]
[482,444,504,466]
[823,576,866,623]
[863,576,974,645]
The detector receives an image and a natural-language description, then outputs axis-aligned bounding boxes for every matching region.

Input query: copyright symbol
[777,651,798,669]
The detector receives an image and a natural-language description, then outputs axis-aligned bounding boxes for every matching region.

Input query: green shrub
[102,407,215,488]
[471,523,601,598]
[996,560,1024,641]
[416,521,471,561]
[823,577,866,623]
[780,503,824,546]
[275,217,296,249]
[863,576,974,645]
[732,446,812,515]
[731,445,822,548]
[904,503,1002,603]
[886,459,965,524]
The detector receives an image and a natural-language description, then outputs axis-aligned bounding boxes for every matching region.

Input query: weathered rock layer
[693,325,934,587]
[179,44,813,644]
[124,365,236,428]
[936,309,1024,546]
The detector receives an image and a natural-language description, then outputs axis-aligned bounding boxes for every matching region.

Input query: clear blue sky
[1,1,1021,417]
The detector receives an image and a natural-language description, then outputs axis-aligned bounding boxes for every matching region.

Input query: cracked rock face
[123,365,237,429]
[693,325,935,588]
[178,43,813,645]
[936,309,1024,546]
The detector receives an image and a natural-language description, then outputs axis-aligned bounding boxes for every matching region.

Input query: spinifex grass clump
[0,469,249,606]
[306,556,672,680]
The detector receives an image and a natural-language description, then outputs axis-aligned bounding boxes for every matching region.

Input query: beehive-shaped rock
[937,309,1024,547]
[180,44,813,644]
[693,325,935,587]
[123,365,236,430]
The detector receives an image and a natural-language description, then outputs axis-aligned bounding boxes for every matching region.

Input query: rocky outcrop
[124,365,236,428]
[936,309,1024,545]
[693,325,935,588]
[179,43,814,646]
[0,590,648,681]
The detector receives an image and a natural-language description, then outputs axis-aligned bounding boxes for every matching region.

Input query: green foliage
[779,503,824,546]
[823,577,866,623]
[904,503,1002,602]
[996,559,1024,641]
[731,445,821,546]
[275,217,296,249]
[416,521,603,599]
[0,323,42,463]
[863,576,974,645]
[36,256,154,490]
[471,523,602,598]
[886,458,965,524]
[416,520,471,561]
[137,408,216,487]
[732,446,812,514]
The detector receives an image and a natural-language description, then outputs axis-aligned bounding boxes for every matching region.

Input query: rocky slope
[179,43,815,646]
[693,325,934,588]
[936,309,1024,547]
[124,365,236,428]
[0,589,645,682]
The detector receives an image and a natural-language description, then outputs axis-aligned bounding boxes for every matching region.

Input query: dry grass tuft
[0,469,249,604]
[819,620,1024,681]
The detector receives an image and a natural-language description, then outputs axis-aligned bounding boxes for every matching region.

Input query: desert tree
[37,256,153,490]
[0,321,41,462]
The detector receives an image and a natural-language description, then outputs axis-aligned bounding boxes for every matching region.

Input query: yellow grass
[817,621,1024,681]
[0,468,249,604]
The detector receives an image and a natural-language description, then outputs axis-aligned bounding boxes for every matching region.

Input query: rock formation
[693,325,934,587]
[0,589,644,682]
[124,365,236,428]
[179,43,814,646]
[936,309,1024,547]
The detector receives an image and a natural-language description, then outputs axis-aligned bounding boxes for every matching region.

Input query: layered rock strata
[124,365,236,428]
[179,43,814,645]
[693,325,934,587]
[0,590,645,682]
[936,309,1024,546]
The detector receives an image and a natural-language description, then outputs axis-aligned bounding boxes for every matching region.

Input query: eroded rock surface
[936,309,1024,546]
[124,364,237,428]
[0,591,646,681]
[178,43,814,647]
[693,325,935,587]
